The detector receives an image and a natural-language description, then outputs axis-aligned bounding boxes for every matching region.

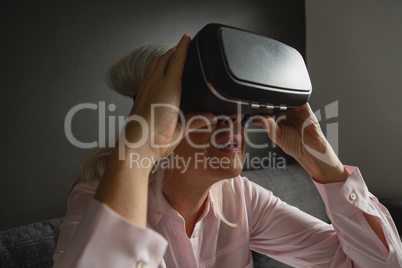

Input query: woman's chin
[209,160,244,179]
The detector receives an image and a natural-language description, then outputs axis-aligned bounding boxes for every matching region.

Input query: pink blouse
[53,166,402,267]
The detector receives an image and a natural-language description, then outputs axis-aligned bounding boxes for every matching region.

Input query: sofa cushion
[378,198,402,237]
[0,218,63,268]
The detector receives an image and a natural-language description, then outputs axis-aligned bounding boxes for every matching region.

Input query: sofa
[1,161,401,268]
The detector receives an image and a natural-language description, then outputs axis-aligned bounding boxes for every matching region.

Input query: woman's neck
[162,170,213,237]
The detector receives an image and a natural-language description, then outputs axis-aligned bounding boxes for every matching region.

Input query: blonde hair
[70,43,237,227]
[70,43,174,192]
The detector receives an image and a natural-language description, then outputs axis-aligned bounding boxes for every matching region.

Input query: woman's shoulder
[221,175,274,202]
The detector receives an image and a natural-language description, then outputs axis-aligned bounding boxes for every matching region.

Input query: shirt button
[193,230,199,238]
[137,261,148,268]
[349,192,357,201]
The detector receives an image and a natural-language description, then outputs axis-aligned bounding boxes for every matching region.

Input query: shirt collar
[147,188,216,227]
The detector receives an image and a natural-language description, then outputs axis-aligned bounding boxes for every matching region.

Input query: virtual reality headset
[181,23,312,115]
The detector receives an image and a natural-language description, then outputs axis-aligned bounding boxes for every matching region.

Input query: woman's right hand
[95,34,216,226]
[123,34,216,160]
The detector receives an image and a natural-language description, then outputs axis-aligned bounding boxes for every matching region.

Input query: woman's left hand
[252,103,348,183]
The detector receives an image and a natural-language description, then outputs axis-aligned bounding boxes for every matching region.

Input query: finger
[144,46,177,80]
[153,47,176,76]
[145,53,164,78]
[252,115,281,141]
[166,34,191,78]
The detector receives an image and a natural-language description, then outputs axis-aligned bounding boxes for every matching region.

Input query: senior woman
[53,34,401,267]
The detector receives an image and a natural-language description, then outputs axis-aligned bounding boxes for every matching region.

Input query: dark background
[306,0,402,202]
[0,0,305,231]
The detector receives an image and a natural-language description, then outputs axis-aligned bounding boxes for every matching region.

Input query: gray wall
[306,0,402,199]
[0,0,305,230]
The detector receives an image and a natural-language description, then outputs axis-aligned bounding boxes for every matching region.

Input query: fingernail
[251,119,262,125]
